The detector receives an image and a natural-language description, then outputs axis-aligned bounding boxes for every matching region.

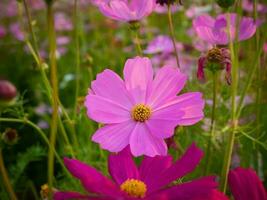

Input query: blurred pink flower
[98,0,155,22]
[54,144,218,200]
[144,35,174,54]
[228,167,267,200]
[242,0,267,13]
[263,43,267,53]
[85,56,205,156]
[186,5,212,19]
[55,13,73,31]
[193,13,256,45]
[0,26,7,38]
[9,23,24,41]
[56,36,70,46]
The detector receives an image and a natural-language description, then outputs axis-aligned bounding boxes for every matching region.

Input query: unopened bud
[0,80,17,103]
[1,128,19,145]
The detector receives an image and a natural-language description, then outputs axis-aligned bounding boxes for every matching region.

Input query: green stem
[204,72,218,175]
[47,3,59,199]
[73,0,81,119]
[0,149,18,200]
[220,12,238,193]
[167,4,180,68]
[21,0,76,156]
[132,28,143,56]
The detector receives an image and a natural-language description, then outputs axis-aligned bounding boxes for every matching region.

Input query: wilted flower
[0,80,17,103]
[54,144,218,200]
[85,56,204,156]
[197,47,232,85]
[228,167,267,200]
[1,128,19,145]
[97,0,155,22]
[193,13,256,45]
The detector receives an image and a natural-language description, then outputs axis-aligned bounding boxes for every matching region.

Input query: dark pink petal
[148,143,204,191]
[85,94,131,124]
[225,62,232,85]
[147,176,218,200]
[123,57,153,104]
[91,69,134,109]
[108,146,139,185]
[63,158,121,197]
[147,66,187,109]
[54,191,89,200]
[139,155,172,194]
[129,123,167,157]
[228,167,267,200]
[197,56,206,82]
[92,121,136,153]
[202,190,229,200]
[193,14,215,28]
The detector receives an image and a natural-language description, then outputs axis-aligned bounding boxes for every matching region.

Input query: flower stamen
[120,179,147,198]
[131,104,151,122]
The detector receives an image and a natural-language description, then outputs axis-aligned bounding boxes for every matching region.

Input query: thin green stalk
[47,3,59,199]
[0,149,18,200]
[73,0,81,119]
[167,4,180,68]
[220,12,238,193]
[204,72,218,175]
[22,0,76,156]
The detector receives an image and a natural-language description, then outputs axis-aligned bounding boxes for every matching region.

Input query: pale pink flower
[85,57,205,156]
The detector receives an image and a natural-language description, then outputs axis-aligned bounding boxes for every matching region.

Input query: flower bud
[0,80,17,105]
[216,0,235,9]
[1,128,19,145]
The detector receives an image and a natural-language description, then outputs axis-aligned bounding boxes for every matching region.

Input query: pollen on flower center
[120,179,147,198]
[207,47,224,63]
[131,104,151,122]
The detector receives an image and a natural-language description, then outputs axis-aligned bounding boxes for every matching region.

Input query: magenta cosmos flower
[96,0,155,22]
[85,57,205,156]
[54,143,218,200]
[228,167,267,200]
[193,13,256,45]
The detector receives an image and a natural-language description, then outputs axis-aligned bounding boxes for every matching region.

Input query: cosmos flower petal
[193,14,215,27]
[145,110,184,139]
[194,26,217,44]
[85,94,131,124]
[53,191,88,200]
[147,66,187,109]
[239,17,256,41]
[91,69,134,109]
[228,167,267,200]
[92,121,135,153]
[153,92,205,126]
[123,57,153,103]
[129,123,167,157]
[149,143,204,191]
[63,158,121,197]
[130,0,155,19]
[139,155,172,194]
[147,176,218,200]
[108,146,139,185]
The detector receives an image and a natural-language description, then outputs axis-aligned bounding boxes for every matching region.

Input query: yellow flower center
[131,104,151,122]
[207,47,224,63]
[120,179,147,198]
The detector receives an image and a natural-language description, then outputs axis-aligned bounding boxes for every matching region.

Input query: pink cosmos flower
[242,0,267,13]
[193,13,256,45]
[97,0,155,22]
[144,35,174,54]
[55,13,73,31]
[9,23,24,41]
[228,167,267,200]
[54,143,218,200]
[85,56,205,157]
